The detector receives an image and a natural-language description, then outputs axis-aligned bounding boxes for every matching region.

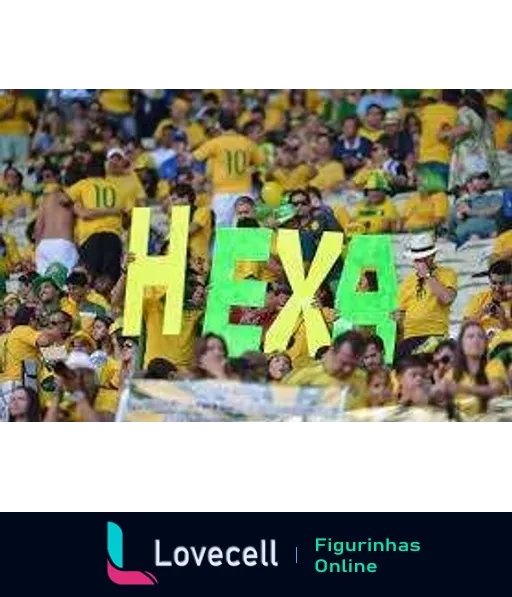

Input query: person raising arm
[414,258,456,306]
[393,233,458,362]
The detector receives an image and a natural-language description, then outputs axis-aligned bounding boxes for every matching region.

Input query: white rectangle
[384,481,489,506]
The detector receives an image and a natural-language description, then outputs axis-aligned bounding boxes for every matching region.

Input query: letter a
[265,230,344,357]
[333,234,398,362]
[123,206,189,336]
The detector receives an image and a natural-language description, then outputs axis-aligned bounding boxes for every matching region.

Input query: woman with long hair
[189,333,229,380]
[442,90,499,191]
[91,315,114,356]
[433,321,508,417]
[8,386,40,422]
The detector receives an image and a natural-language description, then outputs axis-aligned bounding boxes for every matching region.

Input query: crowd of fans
[0,89,511,422]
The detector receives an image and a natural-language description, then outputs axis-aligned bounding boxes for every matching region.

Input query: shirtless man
[34,164,79,274]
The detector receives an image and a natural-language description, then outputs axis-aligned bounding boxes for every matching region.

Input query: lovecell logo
[107,522,158,585]
[107,522,278,584]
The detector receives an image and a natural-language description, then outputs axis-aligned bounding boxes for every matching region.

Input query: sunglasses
[122,341,136,350]
[291,199,308,207]
[433,354,451,367]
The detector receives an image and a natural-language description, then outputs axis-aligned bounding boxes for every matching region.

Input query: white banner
[116,380,512,422]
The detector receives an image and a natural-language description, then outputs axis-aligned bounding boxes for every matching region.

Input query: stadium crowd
[0,89,511,422]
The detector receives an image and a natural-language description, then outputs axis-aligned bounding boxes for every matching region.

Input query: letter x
[265,230,344,356]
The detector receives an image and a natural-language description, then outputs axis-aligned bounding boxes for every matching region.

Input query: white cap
[106,147,126,161]
[65,351,95,371]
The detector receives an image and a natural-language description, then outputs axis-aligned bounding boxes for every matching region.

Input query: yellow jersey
[309,160,345,192]
[0,93,37,135]
[193,132,264,194]
[107,171,147,211]
[418,103,457,164]
[99,89,132,114]
[399,266,458,338]
[143,287,203,370]
[272,164,313,191]
[0,325,40,383]
[401,192,449,231]
[354,197,398,233]
[284,362,367,410]
[463,289,511,334]
[0,190,34,219]
[67,177,125,245]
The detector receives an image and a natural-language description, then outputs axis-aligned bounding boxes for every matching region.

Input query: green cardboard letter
[334,234,398,362]
[203,228,272,356]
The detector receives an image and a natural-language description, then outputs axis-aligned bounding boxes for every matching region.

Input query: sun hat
[404,232,438,261]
